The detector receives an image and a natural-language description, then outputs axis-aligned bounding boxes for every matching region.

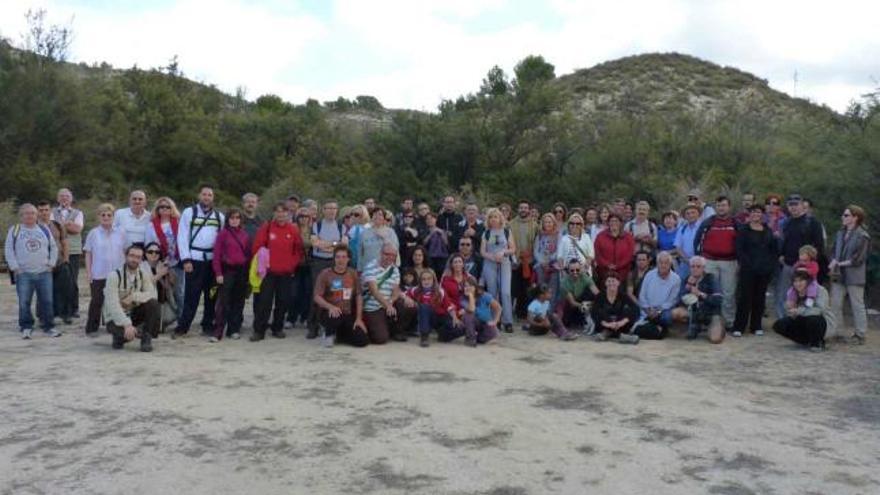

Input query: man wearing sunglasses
[559,259,600,332]
[686,189,716,222]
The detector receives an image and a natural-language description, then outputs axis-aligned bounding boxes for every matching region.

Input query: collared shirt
[83,226,126,280]
[113,207,151,247]
[674,221,701,260]
[53,206,84,254]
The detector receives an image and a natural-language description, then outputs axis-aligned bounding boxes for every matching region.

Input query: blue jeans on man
[16,271,55,333]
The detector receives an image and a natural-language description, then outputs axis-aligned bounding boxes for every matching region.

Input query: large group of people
[4,185,872,353]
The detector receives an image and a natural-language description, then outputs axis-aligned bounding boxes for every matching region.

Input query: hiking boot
[140,341,153,352]
[391,333,408,342]
[112,333,124,349]
[62,317,73,325]
[618,333,639,345]
[306,327,319,339]
[592,332,608,342]
[272,331,286,339]
[465,336,477,347]
[809,342,826,353]
[503,324,514,334]
[561,332,579,341]
[419,334,430,348]
[249,333,265,342]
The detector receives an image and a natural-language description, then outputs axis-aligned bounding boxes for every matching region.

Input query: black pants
[287,263,312,324]
[773,315,827,347]
[178,260,216,333]
[214,265,248,338]
[562,291,594,327]
[86,279,106,334]
[107,299,160,345]
[53,263,74,319]
[320,311,369,347]
[68,254,81,315]
[512,265,531,319]
[253,273,293,336]
[734,271,771,333]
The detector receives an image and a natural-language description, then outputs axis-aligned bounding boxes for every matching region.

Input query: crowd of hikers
[4,186,871,353]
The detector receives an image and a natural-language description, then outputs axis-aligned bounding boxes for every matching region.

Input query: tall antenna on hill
[793,70,799,97]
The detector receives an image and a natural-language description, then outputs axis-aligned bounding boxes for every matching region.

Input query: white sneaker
[21,329,33,339]
[732,331,743,338]
[229,333,241,340]
[321,334,335,348]
[208,336,219,343]
[45,329,62,338]
[283,321,294,330]
[755,329,764,336]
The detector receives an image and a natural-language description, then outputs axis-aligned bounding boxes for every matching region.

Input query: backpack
[482,227,511,244]
[188,205,222,252]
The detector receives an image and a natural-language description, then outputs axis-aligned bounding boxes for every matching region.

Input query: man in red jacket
[250,202,304,341]
[694,196,738,333]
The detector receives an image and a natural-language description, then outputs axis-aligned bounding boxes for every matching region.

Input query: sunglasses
[569,222,583,226]
[766,201,779,206]
[554,209,564,214]
[352,213,361,217]
[146,250,161,255]
[157,205,170,210]
[100,213,113,217]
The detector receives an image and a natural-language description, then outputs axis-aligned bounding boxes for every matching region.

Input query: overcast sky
[1,0,878,113]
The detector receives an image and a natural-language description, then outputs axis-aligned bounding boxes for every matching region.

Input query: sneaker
[618,333,639,345]
[465,336,477,347]
[86,330,100,338]
[686,327,698,341]
[503,324,514,334]
[849,334,866,346]
[592,332,608,342]
[391,333,408,342]
[208,336,219,343]
[321,334,335,348]
[112,333,124,349]
[272,331,286,339]
[284,320,294,330]
[561,332,579,341]
[809,342,826,353]
[732,331,743,338]
[754,329,765,336]
[249,333,265,342]
[419,334,430,348]
[21,329,33,340]
[229,333,241,340]
[45,329,62,338]
[140,342,153,352]
[306,327,319,339]
[62,317,73,325]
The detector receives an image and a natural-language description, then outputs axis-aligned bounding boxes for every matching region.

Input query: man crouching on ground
[104,244,160,352]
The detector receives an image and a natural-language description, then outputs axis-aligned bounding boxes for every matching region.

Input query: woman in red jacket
[593,213,635,286]
[211,208,251,342]
[406,269,463,347]
[440,254,478,318]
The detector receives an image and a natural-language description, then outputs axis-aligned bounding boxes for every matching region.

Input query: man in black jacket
[775,194,826,319]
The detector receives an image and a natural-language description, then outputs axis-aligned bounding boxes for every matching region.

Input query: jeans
[16,271,54,331]
[704,259,738,327]
[482,259,513,325]
[462,313,498,343]
[416,304,465,341]
[287,263,312,324]
[831,282,868,338]
[172,264,185,319]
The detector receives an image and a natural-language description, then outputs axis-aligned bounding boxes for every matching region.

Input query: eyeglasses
[569,222,583,226]
[687,196,698,201]
[157,205,170,210]
[100,213,113,218]
[352,213,361,217]
[766,201,779,206]
[146,250,161,255]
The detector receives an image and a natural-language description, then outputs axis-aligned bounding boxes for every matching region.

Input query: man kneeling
[671,256,724,343]
[362,244,417,344]
[104,244,160,352]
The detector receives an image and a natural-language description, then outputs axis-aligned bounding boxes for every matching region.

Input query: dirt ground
[1,277,879,495]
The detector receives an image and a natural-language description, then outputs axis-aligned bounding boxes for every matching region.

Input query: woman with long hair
[145,197,184,317]
[480,208,517,333]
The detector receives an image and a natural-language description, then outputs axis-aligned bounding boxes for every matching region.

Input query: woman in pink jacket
[211,208,252,342]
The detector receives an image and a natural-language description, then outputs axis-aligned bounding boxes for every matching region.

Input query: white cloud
[0,0,877,112]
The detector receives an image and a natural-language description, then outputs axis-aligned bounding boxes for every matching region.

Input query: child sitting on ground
[462,278,501,346]
[526,284,578,341]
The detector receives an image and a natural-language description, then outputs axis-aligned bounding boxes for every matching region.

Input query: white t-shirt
[113,207,151,247]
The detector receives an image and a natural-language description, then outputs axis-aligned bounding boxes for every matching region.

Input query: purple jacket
[212,227,251,277]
